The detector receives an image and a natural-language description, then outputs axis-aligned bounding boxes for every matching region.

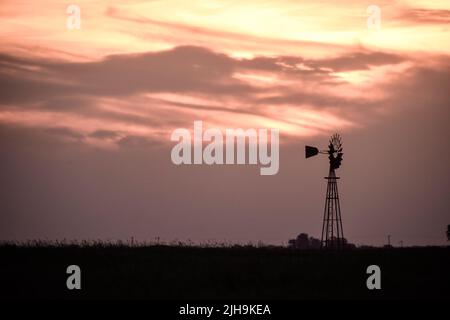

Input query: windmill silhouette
[305,134,345,249]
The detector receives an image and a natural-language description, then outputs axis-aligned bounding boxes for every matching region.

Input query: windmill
[305,134,345,249]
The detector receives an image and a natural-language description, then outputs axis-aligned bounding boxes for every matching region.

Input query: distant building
[288,233,321,249]
[288,233,355,249]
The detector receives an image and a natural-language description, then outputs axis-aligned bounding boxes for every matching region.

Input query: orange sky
[0,0,449,148]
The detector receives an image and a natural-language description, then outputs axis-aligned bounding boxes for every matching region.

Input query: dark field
[0,244,449,300]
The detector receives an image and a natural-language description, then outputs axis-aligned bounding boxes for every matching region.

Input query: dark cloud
[44,127,85,140]
[238,51,405,74]
[89,130,121,139]
[0,45,411,145]
[117,135,160,148]
[0,47,255,107]
[0,46,407,108]
[396,8,450,25]
[0,46,442,157]
[307,51,405,72]
[42,46,255,96]
[254,91,379,111]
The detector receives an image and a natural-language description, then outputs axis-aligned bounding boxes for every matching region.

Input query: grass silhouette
[0,242,448,299]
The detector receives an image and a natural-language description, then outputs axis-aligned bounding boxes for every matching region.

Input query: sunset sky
[1,0,449,246]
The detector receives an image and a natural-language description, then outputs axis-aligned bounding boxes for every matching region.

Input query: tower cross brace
[321,168,344,249]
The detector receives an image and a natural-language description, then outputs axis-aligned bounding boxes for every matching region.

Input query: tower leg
[321,169,344,249]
